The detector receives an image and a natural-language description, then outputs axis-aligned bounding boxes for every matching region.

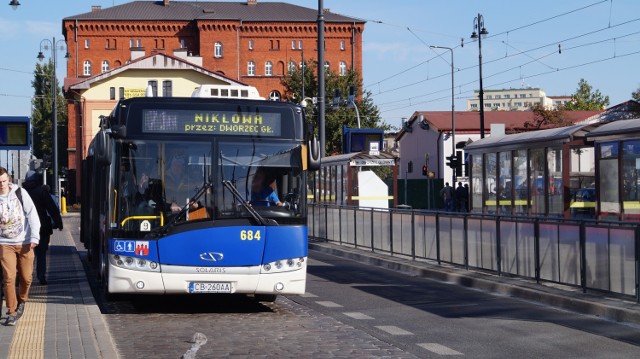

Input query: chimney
[91,6,101,12]
[247,0,257,5]
[164,0,170,6]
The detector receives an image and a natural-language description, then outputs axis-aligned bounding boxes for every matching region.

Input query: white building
[466,88,570,111]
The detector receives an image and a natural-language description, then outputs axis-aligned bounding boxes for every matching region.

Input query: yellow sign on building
[123,88,146,99]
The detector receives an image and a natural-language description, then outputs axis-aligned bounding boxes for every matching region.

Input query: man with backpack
[0,167,40,326]
[23,170,63,286]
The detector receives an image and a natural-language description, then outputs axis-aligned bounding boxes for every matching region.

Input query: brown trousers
[0,244,35,316]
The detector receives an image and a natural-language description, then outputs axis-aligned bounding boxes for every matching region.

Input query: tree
[281,61,388,155]
[523,103,574,131]
[563,78,609,111]
[31,60,68,170]
[632,86,640,101]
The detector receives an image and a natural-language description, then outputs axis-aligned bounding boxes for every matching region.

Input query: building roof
[64,52,246,91]
[64,1,363,23]
[587,117,640,140]
[395,110,601,141]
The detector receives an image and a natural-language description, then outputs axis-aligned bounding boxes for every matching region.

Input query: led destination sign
[142,109,282,137]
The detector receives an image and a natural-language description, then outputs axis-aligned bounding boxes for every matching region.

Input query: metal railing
[308,204,640,303]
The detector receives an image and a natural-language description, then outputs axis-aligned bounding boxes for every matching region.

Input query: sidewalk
[0,212,119,359]
[309,241,640,326]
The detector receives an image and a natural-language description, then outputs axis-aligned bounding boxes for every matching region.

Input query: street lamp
[471,13,488,138]
[8,0,20,10]
[429,45,455,184]
[37,37,67,207]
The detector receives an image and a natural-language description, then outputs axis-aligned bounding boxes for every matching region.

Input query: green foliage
[633,87,640,101]
[563,78,610,111]
[280,61,388,155]
[31,60,68,168]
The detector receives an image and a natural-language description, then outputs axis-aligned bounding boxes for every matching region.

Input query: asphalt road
[295,251,640,358]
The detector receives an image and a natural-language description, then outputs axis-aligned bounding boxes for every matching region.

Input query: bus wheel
[254,294,278,303]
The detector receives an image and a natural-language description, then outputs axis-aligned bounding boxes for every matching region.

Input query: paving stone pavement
[0,212,118,359]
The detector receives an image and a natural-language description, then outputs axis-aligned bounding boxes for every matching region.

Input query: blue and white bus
[81,96,320,301]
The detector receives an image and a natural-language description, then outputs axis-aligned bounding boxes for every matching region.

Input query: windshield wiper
[222,180,275,226]
[146,181,212,238]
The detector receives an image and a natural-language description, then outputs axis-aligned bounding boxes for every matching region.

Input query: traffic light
[445,154,457,169]
[455,151,463,177]
[422,165,427,176]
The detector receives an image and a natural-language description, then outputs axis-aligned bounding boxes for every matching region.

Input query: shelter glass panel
[485,153,497,214]
[530,148,545,215]
[548,148,563,216]
[622,140,640,220]
[599,142,620,218]
[471,154,483,213]
[570,147,596,219]
[497,152,512,215]
[514,150,528,215]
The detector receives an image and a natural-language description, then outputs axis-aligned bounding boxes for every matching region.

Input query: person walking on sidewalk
[23,170,63,285]
[0,167,41,326]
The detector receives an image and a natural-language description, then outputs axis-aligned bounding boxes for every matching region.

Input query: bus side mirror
[308,137,320,171]
[94,130,112,165]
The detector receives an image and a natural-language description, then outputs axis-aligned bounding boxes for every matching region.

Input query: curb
[309,241,640,326]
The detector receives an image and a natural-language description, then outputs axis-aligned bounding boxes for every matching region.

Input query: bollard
[61,195,67,214]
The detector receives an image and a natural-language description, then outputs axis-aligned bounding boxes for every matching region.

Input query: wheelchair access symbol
[114,240,135,253]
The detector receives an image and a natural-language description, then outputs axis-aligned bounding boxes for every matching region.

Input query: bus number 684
[240,230,261,241]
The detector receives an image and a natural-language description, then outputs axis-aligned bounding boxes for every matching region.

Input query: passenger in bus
[250,168,283,207]
[164,155,200,213]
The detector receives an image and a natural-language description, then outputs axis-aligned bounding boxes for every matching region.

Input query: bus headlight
[260,257,306,273]
[109,254,160,272]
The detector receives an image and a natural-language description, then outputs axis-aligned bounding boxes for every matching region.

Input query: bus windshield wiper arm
[222,180,273,226]
[147,181,212,238]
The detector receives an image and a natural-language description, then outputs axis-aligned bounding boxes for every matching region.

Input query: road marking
[418,343,463,355]
[343,312,374,320]
[375,325,413,335]
[316,301,343,308]
[300,292,318,298]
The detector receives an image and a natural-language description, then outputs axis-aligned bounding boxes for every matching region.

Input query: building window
[495,95,501,99]
[129,39,134,48]
[84,39,90,49]
[291,40,296,50]
[339,61,347,76]
[109,87,115,100]
[486,95,492,99]
[288,61,296,74]
[265,61,273,76]
[83,60,91,76]
[162,80,172,97]
[485,103,492,108]
[269,90,281,101]
[324,61,330,72]
[504,94,510,99]
[105,39,110,49]
[214,42,223,58]
[247,61,255,76]
[470,104,478,108]
[119,87,124,99]
[519,94,526,98]
[340,40,345,51]
[148,80,158,97]
[270,40,280,50]
[101,60,109,73]
[298,40,303,49]
[180,39,186,49]
[248,40,254,50]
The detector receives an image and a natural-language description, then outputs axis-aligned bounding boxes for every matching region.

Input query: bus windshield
[116,140,304,232]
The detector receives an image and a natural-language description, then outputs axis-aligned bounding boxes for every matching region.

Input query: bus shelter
[309,151,398,208]
[587,117,640,221]
[465,123,597,218]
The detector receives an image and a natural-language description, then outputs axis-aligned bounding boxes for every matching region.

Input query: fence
[308,204,640,302]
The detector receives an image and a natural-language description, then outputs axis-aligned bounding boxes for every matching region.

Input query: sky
[1,0,639,130]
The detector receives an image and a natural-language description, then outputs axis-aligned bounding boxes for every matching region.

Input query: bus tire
[254,294,278,303]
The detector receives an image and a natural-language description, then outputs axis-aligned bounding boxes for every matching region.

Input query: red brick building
[62,0,364,201]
